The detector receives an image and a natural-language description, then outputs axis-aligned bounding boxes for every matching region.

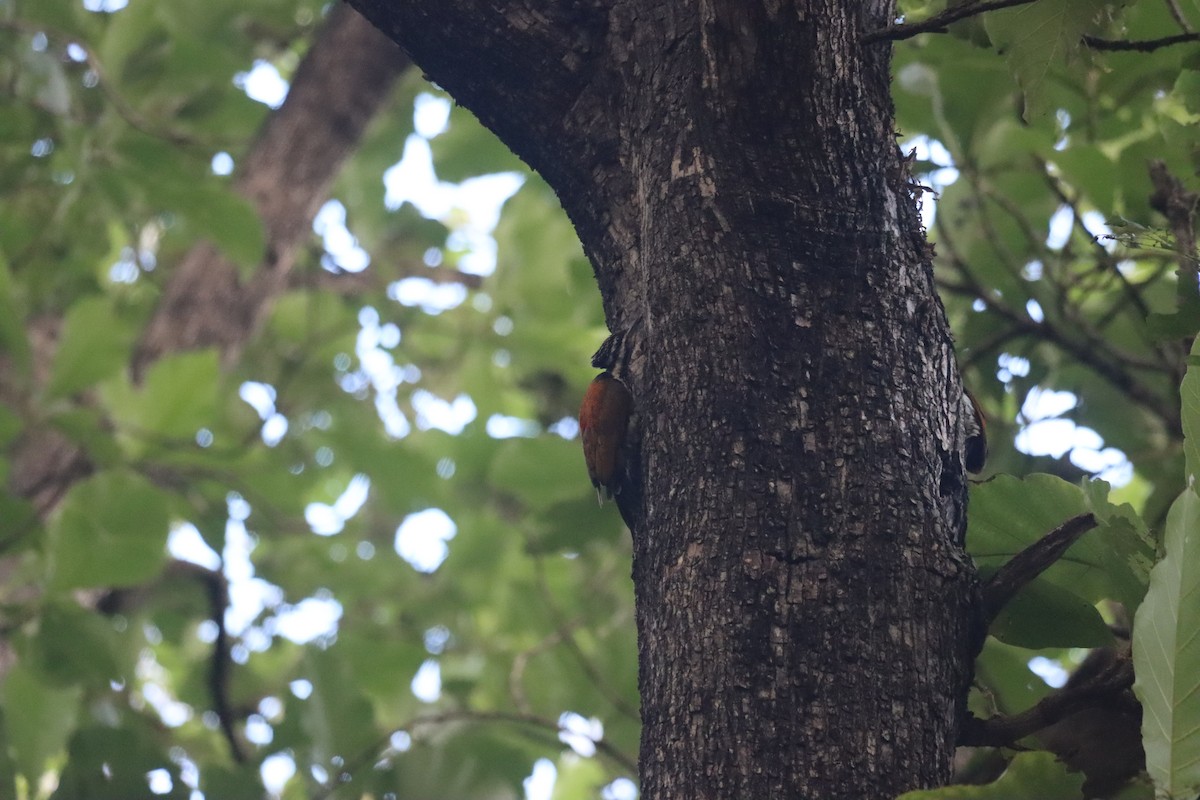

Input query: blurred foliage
[0,0,1197,797]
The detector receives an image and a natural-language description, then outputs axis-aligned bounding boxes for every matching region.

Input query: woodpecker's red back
[962,389,987,475]
[580,328,641,503]
[580,372,633,501]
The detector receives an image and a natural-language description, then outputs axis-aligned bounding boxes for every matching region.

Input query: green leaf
[984,0,1094,120]
[0,254,31,378]
[974,638,1053,716]
[1182,337,1200,484]
[199,764,268,800]
[301,647,378,768]
[46,296,139,398]
[528,497,624,554]
[1133,488,1200,798]
[898,751,1084,798]
[54,725,188,800]
[113,135,265,270]
[969,475,1149,610]
[50,471,170,589]
[551,752,610,799]
[488,436,590,509]
[103,349,220,445]
[184,184,267,271]
[428,102,528,182]
[3,664,81,788]
[29,603,127,688]
[989,576,1113,650]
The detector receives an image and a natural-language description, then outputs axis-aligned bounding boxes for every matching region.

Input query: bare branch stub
[979,512,1099,633]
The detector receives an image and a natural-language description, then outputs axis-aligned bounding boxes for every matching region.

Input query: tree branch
[1083,31,1200,51]
[979,512,1098,630]
[863,0,1039,44]
[345,1,618,209]
[961,644,1133,747]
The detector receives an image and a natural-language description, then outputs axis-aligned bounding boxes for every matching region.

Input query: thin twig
[863,0,1040,44]
[936,205,1181,429]
[1083,31,1200,51]
[1161,0,1194,33]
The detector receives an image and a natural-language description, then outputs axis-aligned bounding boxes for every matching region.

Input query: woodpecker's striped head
[591,321,644,385]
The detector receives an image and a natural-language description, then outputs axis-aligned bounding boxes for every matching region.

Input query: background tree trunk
[345,1,978,796]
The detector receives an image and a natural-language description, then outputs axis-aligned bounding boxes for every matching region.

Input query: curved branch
[979,512,1098,630]
[345,1,617,195]
[863,0,1039,44]
[1083,31,1200,51]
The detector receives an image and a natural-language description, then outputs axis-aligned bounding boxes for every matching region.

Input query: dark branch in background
[862,0,1039,43]
[1148,160,1199,281]
[935,199,1182,431]
[961,642,1133,747]
[1083,32,1200,51]
[978,512,1098,630]
[1036,160,1175,368]
[133,4,410,376]
[199,564,242,763]
[966,513,1142,798]
[98,561,243,762]
[1162,0,1195,33]
[864,0,1199,50]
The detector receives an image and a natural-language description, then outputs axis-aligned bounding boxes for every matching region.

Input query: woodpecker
[962,389,988,475]
[579,328,640,503]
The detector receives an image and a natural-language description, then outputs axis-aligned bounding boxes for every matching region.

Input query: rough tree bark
[347,1,978,797]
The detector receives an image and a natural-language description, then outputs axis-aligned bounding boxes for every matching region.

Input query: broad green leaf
[970,475,1149,609]
[182,185,267,271]
[984,0,1095,120]
[1133,489,1200,798]
[898,751,1084,798]
[3,664,81,788]
[429,102,528,182]
[50,470,170,589]
[974,638,1054,716]
[492,180,589,324]
[0,254,30,377]
[488,436,591,509]
[29,602,127,689]
[113,135,265,269]
[551,753,610,799]
[1183,339,1200,484]
[528,497,624,554]
[103,349,220,444]
[301,647,378,768]
[46,295,139,398]
[989,576,1113,650]
[199,764,268,800]
[54,725,188,800]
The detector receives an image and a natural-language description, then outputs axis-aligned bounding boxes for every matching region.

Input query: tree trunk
[347,1,979,796]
